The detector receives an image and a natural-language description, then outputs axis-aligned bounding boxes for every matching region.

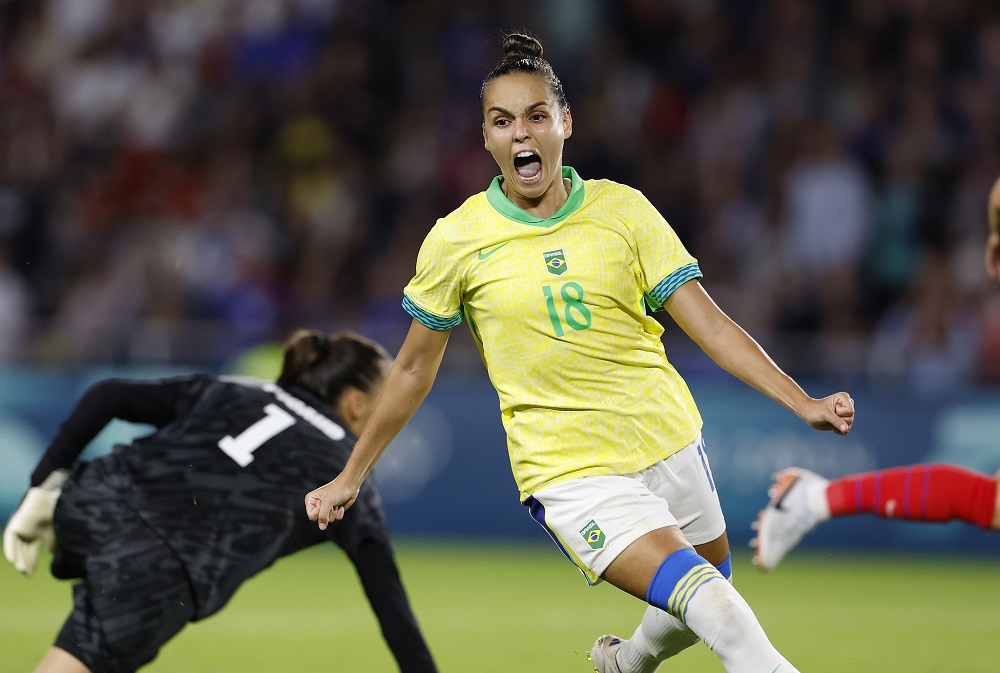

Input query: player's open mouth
[513,151,542,183]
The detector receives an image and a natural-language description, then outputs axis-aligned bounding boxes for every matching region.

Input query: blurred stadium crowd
[1,0,1000,392]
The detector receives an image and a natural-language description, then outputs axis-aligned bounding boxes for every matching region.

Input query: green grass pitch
[2,541,997,672]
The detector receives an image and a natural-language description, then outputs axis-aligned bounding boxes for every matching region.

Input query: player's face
[482,72,573,211]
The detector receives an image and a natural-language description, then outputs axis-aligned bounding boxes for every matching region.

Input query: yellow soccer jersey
[403,167,704,499]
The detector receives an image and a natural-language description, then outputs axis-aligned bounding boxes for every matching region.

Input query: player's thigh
[525,473,678,585]
[54,520,195,673]
[51,459,137,578]
[639,435,727,554]
[601,525,693,599]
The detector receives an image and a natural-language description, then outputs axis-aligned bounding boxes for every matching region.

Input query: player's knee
[645,548,726,623]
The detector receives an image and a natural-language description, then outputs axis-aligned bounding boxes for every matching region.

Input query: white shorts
[524,434,726,584]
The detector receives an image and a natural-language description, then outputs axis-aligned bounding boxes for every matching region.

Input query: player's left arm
[986,174,1000,281]
[664,280,854,434]
[306,320,451,529]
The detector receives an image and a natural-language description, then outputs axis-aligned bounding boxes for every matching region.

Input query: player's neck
[503,176,571,219]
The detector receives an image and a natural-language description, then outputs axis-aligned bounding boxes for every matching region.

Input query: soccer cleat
[588,634,624,673]
[752,468,828,572]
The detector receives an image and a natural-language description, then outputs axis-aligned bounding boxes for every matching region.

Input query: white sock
[682,578,799,673]
[807,480,832,520]
[616,606,698,673]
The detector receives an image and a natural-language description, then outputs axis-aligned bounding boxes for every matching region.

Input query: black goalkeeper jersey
[40,375,386,620]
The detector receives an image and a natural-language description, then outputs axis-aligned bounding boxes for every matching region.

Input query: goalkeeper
[4,330,437,673]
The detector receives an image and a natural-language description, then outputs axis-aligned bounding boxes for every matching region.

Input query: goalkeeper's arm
[29,377,194,486]
[6,376,195,576]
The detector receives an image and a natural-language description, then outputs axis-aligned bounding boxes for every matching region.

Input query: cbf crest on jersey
[544,249,567,275]
[580,519,606,549]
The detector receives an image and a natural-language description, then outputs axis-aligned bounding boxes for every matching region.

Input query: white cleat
[752,468,828,571]
[588,634,624,673]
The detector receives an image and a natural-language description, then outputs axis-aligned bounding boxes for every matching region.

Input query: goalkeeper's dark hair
[480,31,569,114]
[278,329,390,404]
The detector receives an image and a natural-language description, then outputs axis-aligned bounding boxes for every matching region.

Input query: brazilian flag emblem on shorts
[580,519,606,549]
[543,249,567,275]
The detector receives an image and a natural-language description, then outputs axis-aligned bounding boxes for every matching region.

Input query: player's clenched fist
[305,476,361,530]
[801,392,855,435]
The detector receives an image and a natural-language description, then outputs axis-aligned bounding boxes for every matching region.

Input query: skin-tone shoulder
[986,174,1000,281]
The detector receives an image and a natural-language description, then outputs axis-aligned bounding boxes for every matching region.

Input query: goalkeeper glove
[3,469,69,577]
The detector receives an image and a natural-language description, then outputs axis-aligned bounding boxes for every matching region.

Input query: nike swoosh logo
[771,477,800,512]
[477,242,510,260]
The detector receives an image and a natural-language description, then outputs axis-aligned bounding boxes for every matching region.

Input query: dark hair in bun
[277,329,390,404]
[480,32,569,113]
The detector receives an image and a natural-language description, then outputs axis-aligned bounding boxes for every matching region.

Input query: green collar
[486,166,585,227]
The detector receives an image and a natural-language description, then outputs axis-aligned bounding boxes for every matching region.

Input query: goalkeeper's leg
[34,647,91,673]
[47,461,194,673]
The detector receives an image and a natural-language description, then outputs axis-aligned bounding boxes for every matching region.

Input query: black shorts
[52,460,195,673]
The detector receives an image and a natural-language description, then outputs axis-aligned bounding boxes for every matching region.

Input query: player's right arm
[305,320,451,530]
[986,174,1000,281]
[665,280,854,434]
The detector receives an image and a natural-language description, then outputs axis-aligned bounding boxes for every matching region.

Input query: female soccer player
[4,330,437,673]
[305,33,854,673]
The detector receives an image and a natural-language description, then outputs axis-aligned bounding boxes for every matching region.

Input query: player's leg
[527,440,798,673]
[596,536,729,673]
[609,440,732,673]
[607,440,794,673]
[603,526,797,673]
[50,539,194,673]
[49,461,195,673]
[525,475,687,673]
[34,647,91,673]
[825,464,997,526]
[992,469,1000,529]
[754,464,999,571]
[751,468,829,571]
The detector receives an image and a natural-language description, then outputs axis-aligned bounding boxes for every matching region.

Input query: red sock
[825,464,997,529]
